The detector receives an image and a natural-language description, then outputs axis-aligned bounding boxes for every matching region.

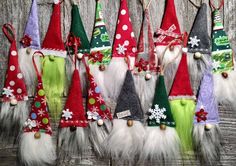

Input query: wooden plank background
[0,0,236,165]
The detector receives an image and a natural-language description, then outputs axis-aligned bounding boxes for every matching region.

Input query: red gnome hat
[59,69,88,128]
[2,24,28,103]
[112,0,137,58]
[155,0,181,46]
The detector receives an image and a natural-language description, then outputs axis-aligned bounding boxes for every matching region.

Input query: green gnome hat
[148,75,175,127]
[89,0,112,65]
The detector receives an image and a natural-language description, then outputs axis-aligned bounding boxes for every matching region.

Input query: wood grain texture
[0,0,236,165]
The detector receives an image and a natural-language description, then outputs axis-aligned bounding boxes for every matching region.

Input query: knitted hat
[188,3,210,54]
[113,70,143,121]
[89,0,112,65]
[148,75,175,127]
[59,69,88,128]
[42,0,66,58]
[68,4,90,55]
[155,0,181,46]
[2,24,28,103]
[194,66,219,124]
[112,0,137,58]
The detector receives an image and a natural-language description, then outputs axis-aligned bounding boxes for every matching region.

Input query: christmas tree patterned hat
[19,51,56,166]
[89,0,112,67]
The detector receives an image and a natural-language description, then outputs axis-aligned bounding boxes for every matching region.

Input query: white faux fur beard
[103,119,145,161]
[193,124,222,165]
[19,132,56,166]
[141,127,181,164]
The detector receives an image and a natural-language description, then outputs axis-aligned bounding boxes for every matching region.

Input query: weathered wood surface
[0,0,236,165]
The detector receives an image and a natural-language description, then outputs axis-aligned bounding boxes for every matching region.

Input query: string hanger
[2,23,16,44]
[140,0,153,11]
[188,0,203,9]
[32,51,45,79]
[209,0,224,10]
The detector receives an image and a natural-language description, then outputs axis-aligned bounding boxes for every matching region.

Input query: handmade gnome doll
[193,63,222,165]
[19,51,56,166]
[187,3,211,94]
[210,0,236,110]
[84,61,113,156]
[18,0,41,96]
[0,24,29,139]
[58,58,89,157]
[41,0,66,120]
[88,0,112,98]
[104,68,145,160]
[104,0,137,100]
[133,0,158,112]
[169,35,196,153]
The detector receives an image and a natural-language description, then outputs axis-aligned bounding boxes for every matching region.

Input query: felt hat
[59,69,88,128]
[112,0,137,58]
[188,3,211,54]
[2,24,28,102]
[41,0,66,58]
[148,75,175,127]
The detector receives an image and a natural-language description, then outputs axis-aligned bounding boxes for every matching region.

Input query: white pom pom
[54,0,60,4]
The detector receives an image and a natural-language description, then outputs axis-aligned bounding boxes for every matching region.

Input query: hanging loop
[188,0,202,9]
[209,0,224,10]
[2,23,16,43]
[32,51,45,79]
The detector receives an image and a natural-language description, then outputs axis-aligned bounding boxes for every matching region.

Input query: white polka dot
[116,34,121,39]
[17,88,22,94]
[132,47,137,53]
[129,18,131,22]
[124,40,129,46]
[122,25,128,31]
[10,65,15,71]
[121,9,126,15]
[131,32,135,37]
[11,51,17,56]
[9,81,15,86]
[17,73,23,79]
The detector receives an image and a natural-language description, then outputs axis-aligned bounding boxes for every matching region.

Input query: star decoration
[116,43,127,55]
[196,106,208,122]
[96,95,104,103]
[62,109,73,120]
[188,36,200,48]
[37,109,45,117]
[2,87,14,98]
[88,89,93,96]
[46,126,52,133]
[24,119,37,129]
[212,60,221,70]
[41,98,47,105]
[148,104,167,124]
[91,106,99,112]
[36,121,42,128]
[87,111,100,120]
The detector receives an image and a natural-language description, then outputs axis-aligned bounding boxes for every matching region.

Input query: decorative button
[34,132,41,139]
[127,119,133,127]
[180,99,187,106]
[77,53,83,60]
[194,52,202,59]
[49,55,55,61]
[205,124,212,131]
[97,119,104,126]
[10,99,18,106]
[99,64,105,71]
[26,48,32,55]
[222,72,228,79]
[160,124,166,130]
[145,73,152,81]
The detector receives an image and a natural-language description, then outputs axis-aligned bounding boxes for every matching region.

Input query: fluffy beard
[141,127,181,164]
[89,120,112,156]
[103,119,145,161]
[19,132,56,166]
[193,124,222,165]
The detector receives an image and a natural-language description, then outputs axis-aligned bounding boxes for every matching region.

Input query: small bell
[160,124,166,130]
[205,124,212,131]
[49,55,55,61]
[145,73,152,81]
[222,72,228,79]
[127,119,133,127]
[70,126,77,132]
[34,132,41,139]
[194,52,202,59]
[97,119,104,126]
[99,64,106,71]
[77,53,83,60]
[26,47,32,55]
[10,98,18,106]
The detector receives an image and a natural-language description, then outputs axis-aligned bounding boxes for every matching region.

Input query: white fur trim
[169,95,196,100]
[41,49,67,58]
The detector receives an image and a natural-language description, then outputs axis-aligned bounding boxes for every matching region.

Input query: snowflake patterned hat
[155,0,181,46]
[112,0,137,58]
[113,70,144,122]
[59,69,88,128]
[21,0,40,49]
[89,0,112,66]
[148,75,175,127]
[2,24,28,103]
[41,0,66,57]
[187,3,210,54]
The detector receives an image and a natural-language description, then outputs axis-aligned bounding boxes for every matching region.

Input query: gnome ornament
[210,0,236,110]
[18,0,41,96]
[41,0,66,120]
[187,3,211,94]
[84,60,113,156]
[193,63,222,165]
[19,52,56,166]
[104,0,138,100]
[142,40,180,163]
[0,24,29,139]
[58,57,89,157]
[169,34,196,153]
[104,64,145,160]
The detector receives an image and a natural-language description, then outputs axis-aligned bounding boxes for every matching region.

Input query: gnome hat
[42,0,66,58]
[194,66,219,124]
[148,75,175,127]
[2,24,28,102]
[188,3,210,54]
[112,0,137,58]
[113,70,144,121]
[155,0,181,45]
[59,69,88,128]
[21,0,40,49]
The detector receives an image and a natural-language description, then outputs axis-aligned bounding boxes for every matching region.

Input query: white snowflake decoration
[87,111,100,120]
[24,119,37,129]
[37,109,45,117]
[96,95,104,103]
[46,126,52,133]
[88,89,93,96]
[116,43,127,55]
[2,86,14,98]
[62,109,73,120]
[212,60,220,70]
[149,104,167,124]
[188,36,200,48]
